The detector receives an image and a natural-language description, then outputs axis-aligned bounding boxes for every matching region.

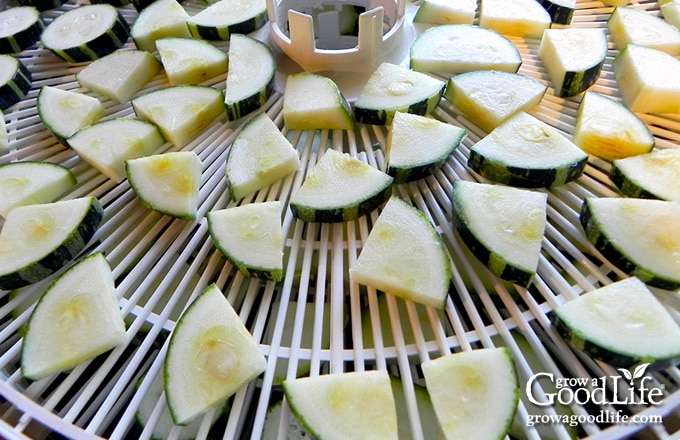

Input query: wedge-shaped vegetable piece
[187,0,267,40]
[131,0,191,52]
[21,253,126,381]
[132,85,225,148]
[573,91,654,161]
[207,201,284,281]
[0,161,76,218]
[612,44,680,114]
[40,4,130,63]
[0,54,31,111]
[0,6,44,54]
[452,180,547,287]
[536,0,575,25]
[282,370,399,440]
[353,62,445,126]
[608,6,680,55]
[68,118,165,182]
[0,197,104,290]
[580,197,680,290]
[611,149,680,202]
[225,112,299,201]
[661,0,680,29]
[478,0,552,39]
[350,196,451,308]
[444,70,547,133]
[156,37,228,86]
[410,24,522,75]
[224,33,276,121]
[551,277,680,368]
[538,28,607,97]
[290,149,393,222]
[37,86,105,143]
[422,348,519,440]
[283,72,354,131]
[386,112,465,183]
[76,49,162,103]
[126,151,202,219]
[468,112,587,188]
[165,284,266,425]
[414,0,476,24]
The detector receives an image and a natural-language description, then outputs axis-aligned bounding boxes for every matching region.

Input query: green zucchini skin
[0,8,45,54]
[387,161,445,184]
[579,200,680,290]
[536,0,574,25]
[353,92,443,126]
[0,55,32,111]
[467,151,587,188]
[188,14,268,41]
[559,62,603,98]
[225,77,275,121]
[16,0,66,11]
[609,164,660,200]
[290,185,393,223]
[0,199,105,290]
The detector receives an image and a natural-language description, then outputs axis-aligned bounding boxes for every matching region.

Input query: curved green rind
[536,0,574,25]
[579,200,680,290]
[188,14,268,41]
[225,78,275,121]
[559,62,603,98]
[609,164,663,201]
[0,198,105,290]
[353,90,443,126]
[290,185,392,223]
[0,9,44,54]
[0,56,32,110]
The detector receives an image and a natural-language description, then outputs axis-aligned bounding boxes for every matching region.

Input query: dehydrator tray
[2,0,680,438]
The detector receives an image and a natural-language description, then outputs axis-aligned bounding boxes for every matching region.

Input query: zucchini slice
[580,197,680,290]
[353,62,445,126]
[207,201,284,281]
[572,91,654,161]
[661,0,680,29]
[186,0,267,41]
[156,37,228,86]
[282,370,399,440]
[536,0,575,25]
[538,27,607,97]
[422,348,519,440]
[452,180,547,287]
[224,33,276,121]
[551,277,680,368]
[290,149,393,223]
[0,161,76,218]
[225,112,300,201]
[126,151,202,220]
[130,0,191,53]
[410,24,522,75]
[131,85,225,148]
[0,6,44,54]
[612,44,680,114]
[608,6,680,55]
[0,54,31,111]
[444,69,547,133]
[468,111,587,188]
[21,252,126,381]
[164,284,266,425]
[67,117,165,183]
[610,149,680,202]
[413,0,477,25]
[282,72,354,131]
[385,111,465,183]
[349,196,452,309]
[40,4,130,63]
[0,196,104,290]
[37,86,105,143]
[478,0,552,39]
[76,49,162,103]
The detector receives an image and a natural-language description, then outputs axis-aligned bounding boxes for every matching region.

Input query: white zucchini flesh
[413,0,477,25]
[225,112,300,201]
[282,72,354,131]
[164,284,267,425]
[661,0,680,29]
[21,253,127,381]
[410,24,522,74]
[156,37,228,86]
[130,0,191,53]
[349,196,451,309]
[572,91,654,161]
[612,148,680,202]
[186,0,267,40]
[37,86,105,141]
[478,0,552,39]
[131,85,225,148]
[0,161,76,218]
[421,348,519,440]
[608,6,680,55]
[282,370,399,440]
[67,118,165,183]
[552,277,680,364]
[76,49,162,103]
[126,151,202,219]
[0,6,44,53]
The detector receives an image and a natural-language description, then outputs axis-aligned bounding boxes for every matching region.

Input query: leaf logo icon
[619,363,650,386]
[618,368,633,384]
